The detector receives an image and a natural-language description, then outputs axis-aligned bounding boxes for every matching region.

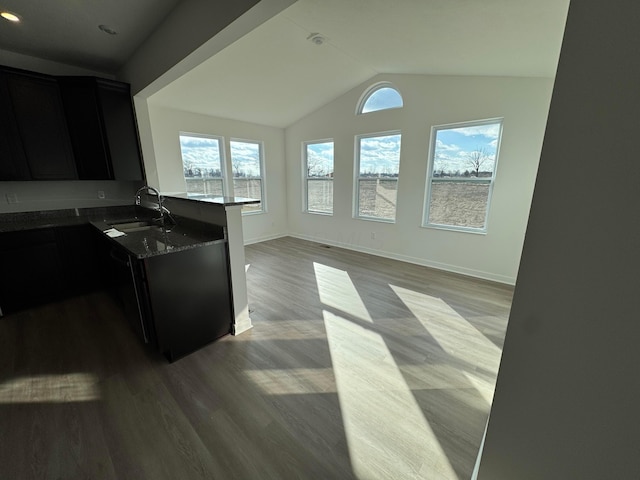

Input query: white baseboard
[286,233,516,285]
[243,232,288,246]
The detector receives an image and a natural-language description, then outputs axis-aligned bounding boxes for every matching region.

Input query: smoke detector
[307,33,327,46]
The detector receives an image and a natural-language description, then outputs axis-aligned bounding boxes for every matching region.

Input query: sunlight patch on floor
[313,262,372,322]
[389,285,502,375]
[244,367,336,395]
[0,373,100,404]
[323,310,459,480]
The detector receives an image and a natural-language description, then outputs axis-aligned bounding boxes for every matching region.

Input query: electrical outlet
[5,193,18,204]
[371,232,376,240]
[97,190,105,199]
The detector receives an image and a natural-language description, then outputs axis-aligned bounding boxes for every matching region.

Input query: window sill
[305,210,333,216]
[355,216,396,224]
[421,223,487,235]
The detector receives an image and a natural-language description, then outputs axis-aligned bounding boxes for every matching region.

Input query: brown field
[308,179,489,228]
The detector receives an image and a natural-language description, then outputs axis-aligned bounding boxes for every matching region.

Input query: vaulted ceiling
[0,0,569,128]
[148,0,570,128]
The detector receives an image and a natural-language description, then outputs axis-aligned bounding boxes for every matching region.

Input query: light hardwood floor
[0,236,512,480]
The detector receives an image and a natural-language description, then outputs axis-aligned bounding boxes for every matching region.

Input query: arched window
[357,83,403,114]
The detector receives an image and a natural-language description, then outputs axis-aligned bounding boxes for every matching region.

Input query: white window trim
[229,137,266,215]
[356,81,404,115]
[302,138,334,215]
[179,131,227,197]
[422,118,504,234]
[353,130,402,223]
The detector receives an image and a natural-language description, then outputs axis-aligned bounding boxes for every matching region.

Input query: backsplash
[0,180,143,213]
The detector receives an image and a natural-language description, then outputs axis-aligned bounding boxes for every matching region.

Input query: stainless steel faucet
[135,185,171,224]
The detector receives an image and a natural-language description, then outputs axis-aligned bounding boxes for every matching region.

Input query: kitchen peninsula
[154,193,259,337]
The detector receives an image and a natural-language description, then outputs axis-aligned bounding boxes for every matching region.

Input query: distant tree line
[184,166,223,178]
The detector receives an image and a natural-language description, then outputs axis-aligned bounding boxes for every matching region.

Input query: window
[423,119,503,232]
[357,83,403,114]
[355,132,402,222]
[230,139,264,214]
[179,133,225,196]
[304,140,334,214]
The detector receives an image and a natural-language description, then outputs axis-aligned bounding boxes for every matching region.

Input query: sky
[359,134,401,175]
[179,135,222,175]
[179,135,262,177]
[361,87,403,113]
[306,141,334,176]
[432,122,502,174]
[180,120,500,180]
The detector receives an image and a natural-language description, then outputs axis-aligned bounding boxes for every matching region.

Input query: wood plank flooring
[0,236,512,480]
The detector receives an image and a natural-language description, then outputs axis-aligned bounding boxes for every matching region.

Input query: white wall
[146,105,288,243]
[285,74,554,284]
[477,0,640,478]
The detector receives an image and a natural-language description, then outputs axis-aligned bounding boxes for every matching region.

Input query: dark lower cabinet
[56,225,105,295]
[110,242,233,361]
[0,225,106,315]
[0,229,65,314]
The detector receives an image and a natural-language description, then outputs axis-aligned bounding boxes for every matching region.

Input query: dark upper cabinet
[59,77,143,181]
[0,65,144,182]
[96,79,144,181]
[0,74,30,180]
[4,69,77,180]
[58,78,112,179]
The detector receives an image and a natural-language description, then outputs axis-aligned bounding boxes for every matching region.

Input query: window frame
[353,130,402,223]
[179,131,227,197]
[303,139,334,215]
[356,82,404,115]
[422,118,504,234]
[229,137,266,215]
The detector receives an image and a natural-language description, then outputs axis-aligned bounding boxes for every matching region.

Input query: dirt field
[427,181,490,228]
[308,179,489,228]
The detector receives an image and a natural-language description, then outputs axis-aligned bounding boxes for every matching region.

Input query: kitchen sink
[108,219,162,233]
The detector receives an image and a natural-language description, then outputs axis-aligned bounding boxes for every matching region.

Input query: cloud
[435,139,461,152]
[455,123,501,139]
[307,142,334,174]
[230,141,261,177]
[359,134,401,174]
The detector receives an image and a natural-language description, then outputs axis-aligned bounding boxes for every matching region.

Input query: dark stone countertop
[91,215,226,259]
[0,205,226,259]
[0,205,138,233]
[166,193,260,206]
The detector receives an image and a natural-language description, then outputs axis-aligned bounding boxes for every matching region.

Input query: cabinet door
[0,74,30,180]
[5,71,77,180]
[145,243,232,361]
[0,229,64,315]
[96,80,143,181]
[59,79,112,179]
[55,225,103,295]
